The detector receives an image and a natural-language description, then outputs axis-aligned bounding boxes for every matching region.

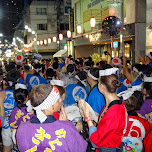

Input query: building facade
[71,0,146,63]
[23,0,70,58]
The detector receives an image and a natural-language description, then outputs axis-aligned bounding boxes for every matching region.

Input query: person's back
[17,116,87,152]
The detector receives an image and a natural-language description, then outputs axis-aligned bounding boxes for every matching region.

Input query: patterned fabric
[122,137,143,152]
[16,118,87,152]
[26,74,48,92]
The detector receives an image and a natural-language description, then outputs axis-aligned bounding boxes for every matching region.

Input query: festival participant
[63,71,89,105]
[61,63,78,86]
[9,83,35,151]
[87,67,105,115]
[2,69,20,152]
[16,84,87,152]
[136,77,152,123]
[45,67,57,83]
[22,63,48,92]
[79,67,127,152]
[119,88,152,151]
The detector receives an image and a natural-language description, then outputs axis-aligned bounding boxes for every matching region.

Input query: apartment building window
[37,24,47,30]
[36,8,47,15]
[60,23,69,30]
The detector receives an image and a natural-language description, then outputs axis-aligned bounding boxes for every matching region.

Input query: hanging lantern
[33,38,36,41]
[59,33,63,41]
[67,30,72,38]
[77,25,82,34]
[48,38,51,44]
[44,39,47,45]
[53,36,57,42]
[37,41,40,46]
[40,40,43,45]
[86,35,89,38]
[90,17,96,28]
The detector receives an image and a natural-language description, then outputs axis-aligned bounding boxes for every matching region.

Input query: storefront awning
[53,49,67,58]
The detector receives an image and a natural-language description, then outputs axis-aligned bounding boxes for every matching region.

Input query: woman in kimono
[16,84,87,152]
[79,67,127,152]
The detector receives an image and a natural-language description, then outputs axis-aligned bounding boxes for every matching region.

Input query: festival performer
[2,69,20,152]
[9,83,35,151]
[87,67,105,115]
[63,71,89,106]
[45,67,57,83]
[22,63,48,92]
[118,87,152,151]
[79,67,127,152]
[16,84,87,152]
[136,77,152,124]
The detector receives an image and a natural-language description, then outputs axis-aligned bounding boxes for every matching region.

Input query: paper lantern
[53,36,57,42]
[67,30,72,38]
[37,41,40,46]
[48,38,51,44]
[40,40,43,45]
[59,33,63,41]
[90,17,96,28]
[77,25,82,34]
[44,39,47,45]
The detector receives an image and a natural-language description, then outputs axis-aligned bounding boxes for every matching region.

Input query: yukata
[9,106,35,131]
[87,85,105,115]
[63,84,89,105]
[26,74,48,92]
[136,97,152,124]
[16,115,87,152]
[89,100,126,152]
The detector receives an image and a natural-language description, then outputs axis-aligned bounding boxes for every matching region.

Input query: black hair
[89,67,99,80]
[33,63,42,76]
[53,57,58,63]
[46,68,56,79]
[99,64,112,70]
[141,64,152,77]
[143,82,152,97]
[5,63,16,72]
[53,62,59,70]
[66,64,75,73]
[6,69,20,89]
[77,71,87,87]
[132,91,144,110]
[13,88,29,109]
[133,64,142,72]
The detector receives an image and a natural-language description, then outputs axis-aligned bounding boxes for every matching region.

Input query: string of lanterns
[24,17,96,48]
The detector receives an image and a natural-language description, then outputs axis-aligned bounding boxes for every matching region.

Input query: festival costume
[89,100,126,152]
[63,84,89,105]
[143,130,152,152]
[9,107,35,131]
[87,85,105,115]
[131,77,143,87]
[16,115,87,152]
[26,74,48,92]
[136,97,152,124]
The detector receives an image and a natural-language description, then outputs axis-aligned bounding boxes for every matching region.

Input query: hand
[59,105,67,121]
[0,91,6,104]
[78,99,89,118]
[123,56,127,63]
[75,120,83,132]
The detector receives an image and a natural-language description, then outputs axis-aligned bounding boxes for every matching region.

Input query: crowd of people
[0,52,152,152]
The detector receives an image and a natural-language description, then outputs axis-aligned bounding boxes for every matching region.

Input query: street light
[0,33,3,37]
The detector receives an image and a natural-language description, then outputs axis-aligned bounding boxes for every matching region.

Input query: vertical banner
[64,0,71,15]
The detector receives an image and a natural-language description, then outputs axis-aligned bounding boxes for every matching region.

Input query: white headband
[34,67,42,73]
[133,67,139,73]
[75,75,87,87]
[99,68,119,76]
[117,85,141,100]
[87,70,98,81]
[50,80,64,86]
[147,52,152,60]
[15,83,27,90]
[143,76,152,82]
[33,86,60,123]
